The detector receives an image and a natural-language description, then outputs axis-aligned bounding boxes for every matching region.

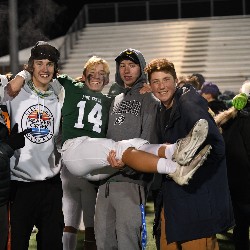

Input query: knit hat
[200,82,220,98]
[115,49,140,64]
[28,41,60,78]
[30,41,60,63]
[241,80,250,97]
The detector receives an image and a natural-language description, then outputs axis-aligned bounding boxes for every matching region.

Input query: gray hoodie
[106,48,160,187]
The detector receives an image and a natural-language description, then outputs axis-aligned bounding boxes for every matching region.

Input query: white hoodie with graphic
[4,82,62,182]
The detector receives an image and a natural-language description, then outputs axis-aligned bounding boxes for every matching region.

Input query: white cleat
[169,144,212,186]
[172,119,209,165]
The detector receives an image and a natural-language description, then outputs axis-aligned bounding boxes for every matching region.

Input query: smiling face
[145,58,178,108]
[119,59,141,88]
[32,59,55,91]
[149,71,177,108]
[81,56,110,92]
[83,63,108,92]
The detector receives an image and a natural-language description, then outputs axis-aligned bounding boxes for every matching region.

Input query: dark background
[0,0,247,57]
[0,0,134,57]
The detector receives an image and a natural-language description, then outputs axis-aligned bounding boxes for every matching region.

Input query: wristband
[16,70,31,82]
[0,74,8,87]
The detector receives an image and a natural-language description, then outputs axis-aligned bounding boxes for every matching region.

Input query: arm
[6,70,31,97]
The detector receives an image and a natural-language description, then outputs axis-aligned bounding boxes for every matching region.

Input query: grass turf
[28,200,240,249]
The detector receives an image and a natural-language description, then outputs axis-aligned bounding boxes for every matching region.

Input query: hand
[107,150,125,169]
[0,122,8,140]
[5,123,31,150]
[139,83,152,94]
[232,93,248,110]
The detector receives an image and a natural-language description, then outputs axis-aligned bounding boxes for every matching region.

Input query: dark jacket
[0,119,14,207]
[157,85,234,243]
[208,99,227,115]
[216,102,250,202]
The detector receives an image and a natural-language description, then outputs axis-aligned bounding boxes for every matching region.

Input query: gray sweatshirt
[106,48,160,187]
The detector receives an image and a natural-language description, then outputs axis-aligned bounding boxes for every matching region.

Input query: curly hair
[144,58,177,81]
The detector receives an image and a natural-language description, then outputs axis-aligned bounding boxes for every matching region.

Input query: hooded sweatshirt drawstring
[37,96,45,132]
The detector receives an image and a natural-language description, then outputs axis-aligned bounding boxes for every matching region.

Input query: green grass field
[28,201,239,250]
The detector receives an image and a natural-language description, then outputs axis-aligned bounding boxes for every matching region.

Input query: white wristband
[0,74,8,87]
[16,70,31,82]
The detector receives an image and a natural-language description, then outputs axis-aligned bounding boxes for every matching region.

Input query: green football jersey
[58,74,113,143]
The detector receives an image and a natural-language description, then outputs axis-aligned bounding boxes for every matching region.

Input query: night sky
[0,0,147,56]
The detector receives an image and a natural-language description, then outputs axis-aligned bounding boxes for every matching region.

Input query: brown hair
[144,58,177,82]
[177,75,199,89]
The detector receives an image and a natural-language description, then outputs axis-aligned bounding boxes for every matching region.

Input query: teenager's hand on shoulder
[139,83,152,94]
[107,150,125,169]
[232,93,248,110]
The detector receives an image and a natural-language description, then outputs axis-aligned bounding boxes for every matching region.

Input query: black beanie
[115,49,140,65]
[30,41,60,63]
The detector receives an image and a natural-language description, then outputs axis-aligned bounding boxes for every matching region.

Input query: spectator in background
[200,81,227,115]
[218,90,236,109]
[177,75,200,89]
[0,75,32,250]
[191,73,206,90]
[215,80,250,250]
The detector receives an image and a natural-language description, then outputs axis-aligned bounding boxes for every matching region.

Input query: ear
[81,74,86,82]
[175,78,178,87]
[104,76,110,85]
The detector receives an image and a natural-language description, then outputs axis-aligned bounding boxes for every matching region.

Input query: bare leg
[122,148,160,173]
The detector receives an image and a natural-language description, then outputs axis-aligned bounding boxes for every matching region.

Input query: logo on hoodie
[112,99,141,125]
[22,104,54,144]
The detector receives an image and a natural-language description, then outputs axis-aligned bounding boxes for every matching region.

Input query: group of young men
[0,40,244,250]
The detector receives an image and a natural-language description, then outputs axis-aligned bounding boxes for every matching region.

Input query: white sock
[165,143,176,159]
[139,144,164,156]
[157,158,177,174]
[63,232,77,250]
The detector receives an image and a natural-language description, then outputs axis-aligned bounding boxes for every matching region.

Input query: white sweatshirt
[5,83,62,182]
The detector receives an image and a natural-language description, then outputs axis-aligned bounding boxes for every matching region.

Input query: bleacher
[61,15,250,94]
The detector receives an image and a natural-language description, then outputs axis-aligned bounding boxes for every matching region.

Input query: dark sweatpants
[10,174,64,250]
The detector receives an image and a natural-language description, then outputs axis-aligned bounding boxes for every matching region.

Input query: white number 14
[74,101,102,133]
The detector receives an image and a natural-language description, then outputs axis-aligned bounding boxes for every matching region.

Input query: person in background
[4,41,64,250]
[0,74,28,250]
[215,80,250,250]
[177,75,200,89]
[218,90,236,109]
[191,73,206,90]
[200,81,228,115]
[144,58,234,250]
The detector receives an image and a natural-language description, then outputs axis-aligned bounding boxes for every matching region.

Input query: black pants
[10,175,64,250]
[0,204,8,250]
[232,200,250,250]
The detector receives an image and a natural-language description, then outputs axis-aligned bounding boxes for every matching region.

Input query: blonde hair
[83,56,110,76]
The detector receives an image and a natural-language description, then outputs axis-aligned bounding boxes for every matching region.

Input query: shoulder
[57,74,75,84]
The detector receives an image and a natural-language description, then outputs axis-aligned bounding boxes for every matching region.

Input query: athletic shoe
[172,119,209,165]
[169,144,212,185]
